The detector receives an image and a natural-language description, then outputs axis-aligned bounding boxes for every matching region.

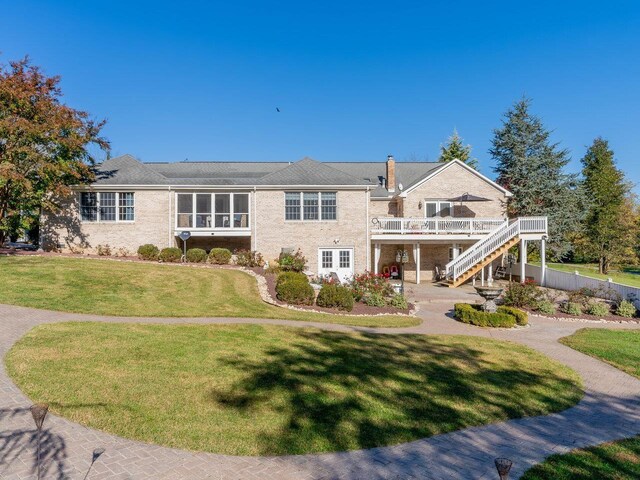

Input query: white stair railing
[445,217,547,282]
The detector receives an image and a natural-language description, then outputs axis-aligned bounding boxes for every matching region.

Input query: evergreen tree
[439,129,478,169]
[490,98,583,259]
[578,138,638,273]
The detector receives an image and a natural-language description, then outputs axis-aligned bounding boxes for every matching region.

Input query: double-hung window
[285,192,337,221]
[80,192,135,222]
[425,200,453,218]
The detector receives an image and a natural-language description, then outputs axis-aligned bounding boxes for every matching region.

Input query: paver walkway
[1,302,640,479]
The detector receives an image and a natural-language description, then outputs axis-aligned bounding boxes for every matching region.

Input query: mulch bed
[524,307,640,324]
[263,272,411,316]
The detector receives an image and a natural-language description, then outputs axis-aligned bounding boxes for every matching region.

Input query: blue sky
[3,1,639,190]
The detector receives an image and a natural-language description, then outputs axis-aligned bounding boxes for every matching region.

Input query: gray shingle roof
[92,154,445,193]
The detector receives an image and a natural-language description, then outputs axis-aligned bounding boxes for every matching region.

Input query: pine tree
[490,98,583,259]
[438,129,478,169]
[579,138,638,273]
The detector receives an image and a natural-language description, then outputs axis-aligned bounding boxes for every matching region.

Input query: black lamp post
[82,448,106,480]
[395,249,409,295]
[506,253,517,284]
[494,457,513,480]
[30,403,49,480]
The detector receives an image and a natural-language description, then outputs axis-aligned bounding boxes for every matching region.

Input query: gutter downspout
[253,186,257,251]
[168,187,172,247]
[365,186,370,273]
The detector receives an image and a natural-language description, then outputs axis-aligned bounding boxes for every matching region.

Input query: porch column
[540,237,547,286]
[413,243,421,284]
[520,238,528,283]
[374,243,381,274]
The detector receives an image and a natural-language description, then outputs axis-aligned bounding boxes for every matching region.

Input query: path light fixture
[494,457,513,480]
[395,249,409,295]
[30,403,49,480]
[82,448,106,480]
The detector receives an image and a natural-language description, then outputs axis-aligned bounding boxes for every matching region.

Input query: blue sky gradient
[2,1,639,190]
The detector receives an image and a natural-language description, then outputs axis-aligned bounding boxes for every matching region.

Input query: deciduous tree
[0,57,109,244]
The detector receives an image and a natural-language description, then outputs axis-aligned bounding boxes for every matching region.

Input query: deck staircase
[444,217,547,288]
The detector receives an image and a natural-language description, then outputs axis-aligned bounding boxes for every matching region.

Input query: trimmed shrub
[587,302,610,317]
[535,299,556,315]
[363,292,387,307]
[616,300,637,318]
[235,249,265,267]
[454,303,517,328]
[562,302,583,316]
[186,248,207,263]
[502,281,542,308]
[276,271,308,288]
[275,278,314,306]
[137,244,160,261]
[209,248,232,265]
[279,249,307,272]
[389,293,408,310]
[316,284,354,312]
[159,247,182,263]
[497,306,528,326]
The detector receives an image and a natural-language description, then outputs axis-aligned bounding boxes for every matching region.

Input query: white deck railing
[445,216,548,281]
[371,217,505,235]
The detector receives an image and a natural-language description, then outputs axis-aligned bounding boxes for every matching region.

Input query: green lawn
[0,256,418,327]
[6,322,583,455]
[521,436,640,480]
[536,262,640,288]
[560,328,640,379]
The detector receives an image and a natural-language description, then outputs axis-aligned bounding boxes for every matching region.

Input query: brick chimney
[386,155,396,193]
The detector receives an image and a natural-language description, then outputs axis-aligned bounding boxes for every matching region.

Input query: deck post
[374,243,381,274]
[413,243,421,285]
[540,237,546,286]
[520,238,527,283]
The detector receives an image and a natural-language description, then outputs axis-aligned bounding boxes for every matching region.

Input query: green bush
[137,244,160,261]
[616,300,637,318]
[562,302,583,316]
[389,293,408,310]
[454,303,517,328]
[159,247,182,263]
[349,272,394,302]
[316,284,354,312]
[363,292,387,307]
[235,250,264,267]
[502,281,542,308]
[209,248,232,265]
[587,302,610,317]
[275,274,314,305]
[279,249,307,272]
[535,299,556,315]
[186,248,207,263]
[276,271,308,288]
[497,306,528,326]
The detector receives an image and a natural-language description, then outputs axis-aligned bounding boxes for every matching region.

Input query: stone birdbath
[474,286,504,313]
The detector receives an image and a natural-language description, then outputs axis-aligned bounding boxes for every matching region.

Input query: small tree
[438,129,478,170]
[0,57,109,244]
[578,138,638,273]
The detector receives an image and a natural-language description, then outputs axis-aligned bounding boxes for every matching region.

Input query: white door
[318,248,354,283]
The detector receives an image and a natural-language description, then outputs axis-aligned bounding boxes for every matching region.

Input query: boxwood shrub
[275,272,314,305]
[316,284,354,312]
[186,248,207,263]
[137,244,160,261]
[497,306,528,326]
[209,248,232,265]
[454,303,517,328]
[159,247,182,263]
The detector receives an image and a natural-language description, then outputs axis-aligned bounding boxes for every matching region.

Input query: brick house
[41,154,548,286]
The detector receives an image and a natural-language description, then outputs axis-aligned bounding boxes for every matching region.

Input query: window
[425,200,453,218]
[339,250,351,268]
[449,245,463,261]
[175,192,250,229]
[322,250,333,269]
[80,192,98,222]
[80,192,134,222]
[286,191,337,221]
[285,192,301,220]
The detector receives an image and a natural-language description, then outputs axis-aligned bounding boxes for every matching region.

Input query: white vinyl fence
[512,263,640,309]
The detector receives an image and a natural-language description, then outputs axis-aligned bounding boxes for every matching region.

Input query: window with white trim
[175,192,250,229]
[339,250,351,268]
[286,191,337,221]
[425,200,453,218]
[321,250,333,269]
[449,245,463,261]
[80,192,135,222]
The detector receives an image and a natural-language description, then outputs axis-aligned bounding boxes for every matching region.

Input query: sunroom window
[176,193,250,229]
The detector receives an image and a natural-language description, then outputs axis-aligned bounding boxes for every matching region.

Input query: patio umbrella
[447,193,491,202]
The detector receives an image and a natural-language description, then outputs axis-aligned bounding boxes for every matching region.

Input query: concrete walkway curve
[1,302,640,480]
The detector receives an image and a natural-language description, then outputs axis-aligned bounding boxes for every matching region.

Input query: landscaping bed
[6,322,583,456]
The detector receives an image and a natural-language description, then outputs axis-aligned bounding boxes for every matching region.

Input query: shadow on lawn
[208,331,581,455]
